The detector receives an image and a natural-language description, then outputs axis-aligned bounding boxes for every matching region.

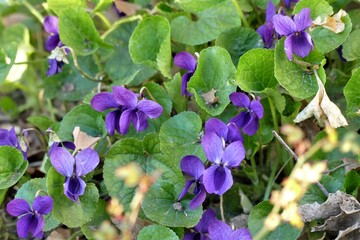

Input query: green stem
[68,230,83,240]
[93,12,112,30]
[220,195,225,222]
[102,15,143,39]
[231,0,250,28]
[263,98,281,200]
[23,0,44,23]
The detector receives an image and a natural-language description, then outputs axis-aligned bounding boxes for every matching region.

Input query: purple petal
[134,111,148,132]
[45,34,60,51]
[6,199,31,217]
[250,100,264,119]
[178,179,196,201]
[203,165,233,195]
[16,214,32,238]
[273,14,296,36]
[230,111,248,129]
[257,24,275,48]
[113,86,138,108]
[227,123,243,143]
[232,228,252,240]
[205,118,228,140]
[29,214,44,239]
[242,114,260,136]
[32,196,53,215]
[174,52,197,72]
[75,148,99,176]
[43,16,59,34]
[291,32,313,58]
[194,208,217,233]
[201,132,224,164]
[105,110,118,136]
[180,155,205,179]
[222,141,245,167]
[137,99,163,118]
[119,109,136,135]
[64,177,86,202]
[294,8,312,32]
[189,186,207,210]
[90,92,118,111]
[181,72,193,96]
[49,147,74,177]
[183,233,197,240]
[46,59,58,77]
[208,220,233,240]
[229,92,250,108]
[266,1,276,22]
[284,35,294,60]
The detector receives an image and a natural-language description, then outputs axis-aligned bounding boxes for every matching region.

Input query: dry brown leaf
[294,70,348,128]
[114,0,142,16]
[201,88,218,105]
[46,228,70,240]
[343,158,360,173]
[72,126,100,151]
[312,9,347,34]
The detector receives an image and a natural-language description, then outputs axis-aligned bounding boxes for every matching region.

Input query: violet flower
[0,127,27,159]
[49,147,99,202]
[174,52,197,96]
[91,86,163,135]
[257,1,276,48]
[6,196,53,239]
[204,118,243,144]
[201,132,245,195]
[283,0,299,9]
[46,58,65,77]
[178,155,207,210]
[273,8,313,60]
[183,208,217,240]
[208,220,252,240]
[229,92,264,136]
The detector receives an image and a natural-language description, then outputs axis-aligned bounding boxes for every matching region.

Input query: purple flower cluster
[174,51,197,96]
[43,16,67,77]
[184,209,252,240]
[178,118,245,209]
[91,86,163,135]
[49,146,99,202]
[0,127,27,159]
[257,1,276,48]
[6,196,53,239]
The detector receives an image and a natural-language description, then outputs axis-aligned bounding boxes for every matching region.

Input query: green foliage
[137,225,180,240]
[188,46,236,116]
[177,0,227,12]
[343,171,360,196]
[0,146,28,189]
[47,0,86,15]
[27,116,54,131]
[236,49,277,92]
[165,73,187,113]
[129,16,172,78]
[342,29,360,61]
[171,1,241,45]
[293,0,333,20]
[46,167,99,228]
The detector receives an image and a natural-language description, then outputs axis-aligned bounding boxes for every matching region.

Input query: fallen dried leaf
[201,88,218,105]
[72,126,100,151]
[294,70,348,128]
[312,9,347,34]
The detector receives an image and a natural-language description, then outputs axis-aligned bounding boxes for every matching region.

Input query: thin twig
[220,195,225,222]
[272,131,329,197]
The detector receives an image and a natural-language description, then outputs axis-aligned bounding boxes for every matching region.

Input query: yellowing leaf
[294,70,348,128]
[312,9,348,34]
[72,126,100,151]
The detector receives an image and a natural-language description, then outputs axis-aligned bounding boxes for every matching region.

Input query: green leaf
[274,38,326,99]
[104,134,183,210]
[137,225,179,240]
[47,0,86,14]
[262,88,286,114]
[81,199,110,239]
[344,68,360,128]
[188,46,236,116]
[0,146,28,189]
[46,167,99,227]
[142,181,203,227]
[342,29,360,61]
[216,26,264,66]
[101,19,156,86]
[15,178,60,231]
[310,14,352,53]
[165,73,187,113]
[144,82,172,115]
[343,171,360,196]
[171,1,241,45]
[293,0,333,20]
[27,116,54,131]
[177,0,227,12]
[129,16,171,79]
[349,9,360,31]
[59,7,103,55]
[159,112,204,161]
[57,104,106,141]
[93,0,113,12]
[248,201,302,240]
[235,49,277,92]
